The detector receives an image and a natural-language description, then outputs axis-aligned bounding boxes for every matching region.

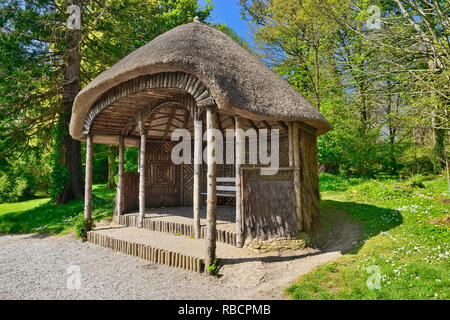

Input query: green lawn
[286,174,450,300]
[0,185,115,235]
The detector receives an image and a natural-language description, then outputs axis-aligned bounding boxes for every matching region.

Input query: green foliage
[286,174,450,300]
[409,174,426,189]
[50,116,70,201]
[72,213,95,241]
[90,144,110,184]
[0,0,212,202]
[80,0,212,81]
[354,180,414,201]
[242,0,449,178]
[124,147,138,173]
[0,148,48,203]
[0,172,31,202]
[208,258,221,278]
[73,213,87,239]
[318,173,364,193]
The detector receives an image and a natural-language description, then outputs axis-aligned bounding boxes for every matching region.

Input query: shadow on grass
[0,194,114,235]
[319,199,403,252]
[223,199,403,267]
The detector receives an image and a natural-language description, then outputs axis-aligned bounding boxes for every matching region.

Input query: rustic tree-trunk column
[138,113,146,228]
[293,123,303,230]
[288,122,294,167]
[205,107,217,271]
[137,144,141,173]
[116,136,125,222]
[193,106,202,239]
[235,116,244,248]
[84,134,93,229]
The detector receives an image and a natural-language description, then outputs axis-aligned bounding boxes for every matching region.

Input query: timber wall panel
[299,129,320,229]
[241,168,297,240]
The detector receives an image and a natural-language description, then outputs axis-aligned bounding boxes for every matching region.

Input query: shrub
[0,171,36,203]
[319,173,365,192]
[354,180,414,200]
[409,174,426,189]
[208,258,221,278]
[73,213,94,241]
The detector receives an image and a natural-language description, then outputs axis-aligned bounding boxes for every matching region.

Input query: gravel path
[0,233,257,300]
[0,207,362,300]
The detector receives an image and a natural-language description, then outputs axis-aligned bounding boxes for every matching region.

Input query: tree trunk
[288,122,294,167]
[193,106,202,239]
[84,134,93,226]
[293,123,303,231]
[106,145,117,189]
[138,112,146,228]
[116,136,125,222]
[56,0,83,204]
[205,107,217,271]
[434,101,447,170]
[235,116,244,248]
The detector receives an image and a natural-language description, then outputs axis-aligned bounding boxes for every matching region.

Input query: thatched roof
[70,20,330,141]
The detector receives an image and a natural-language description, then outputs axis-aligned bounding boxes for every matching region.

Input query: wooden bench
[201,177,236,198]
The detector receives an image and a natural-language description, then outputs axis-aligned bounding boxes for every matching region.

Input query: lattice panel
[145,142,181,207]
[183,164,194,206]
[279,135,289,167]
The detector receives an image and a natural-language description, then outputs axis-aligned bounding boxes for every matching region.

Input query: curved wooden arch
[120,93,196,137]
[144,94,196,122]
[83,71,214,134]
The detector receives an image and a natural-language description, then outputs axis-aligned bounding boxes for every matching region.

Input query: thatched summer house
[69,19,330,269]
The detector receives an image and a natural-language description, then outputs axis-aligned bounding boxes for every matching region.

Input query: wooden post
[293,123,303,230]
[137,144,141,173]
[116,135,125,222]
[205,107,217,271]
[193,106,202,239]
[235,116,244,248]
[138,112,146,228]
[288,122,294,167]
[84,134,93,229]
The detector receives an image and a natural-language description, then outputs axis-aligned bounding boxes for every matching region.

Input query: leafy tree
[241,0,449,177]
[0,0,211,202]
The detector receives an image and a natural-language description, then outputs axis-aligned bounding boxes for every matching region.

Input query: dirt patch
[429,214,450,227]
[217,205,364,299]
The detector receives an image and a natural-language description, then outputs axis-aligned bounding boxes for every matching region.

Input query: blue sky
[199,0,253,44]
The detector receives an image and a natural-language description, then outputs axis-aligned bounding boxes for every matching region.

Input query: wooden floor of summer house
[88,206,242,273]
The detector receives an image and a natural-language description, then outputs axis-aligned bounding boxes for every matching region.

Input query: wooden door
[145,142,181,207]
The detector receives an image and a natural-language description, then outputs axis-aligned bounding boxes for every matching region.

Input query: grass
[286,173,450,300]
[0,184,115,235]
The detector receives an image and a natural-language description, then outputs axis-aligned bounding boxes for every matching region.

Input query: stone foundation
[244,237,308,253]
